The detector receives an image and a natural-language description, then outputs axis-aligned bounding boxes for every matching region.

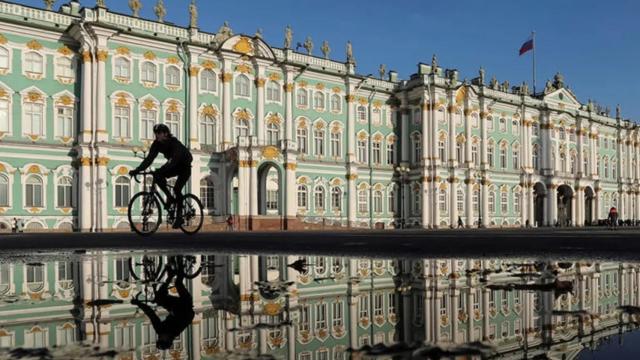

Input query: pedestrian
[17,218,24,233]
[608,207,618,230]
[11,217,17,233]
[457,216,464,229]
[226,215,234,231]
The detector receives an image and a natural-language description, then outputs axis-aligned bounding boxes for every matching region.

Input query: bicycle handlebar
[133,170,154,184]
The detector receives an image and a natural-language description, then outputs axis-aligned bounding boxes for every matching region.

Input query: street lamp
[395,166,411,229]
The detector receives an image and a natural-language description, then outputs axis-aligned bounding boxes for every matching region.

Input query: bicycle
[127,170,204,236]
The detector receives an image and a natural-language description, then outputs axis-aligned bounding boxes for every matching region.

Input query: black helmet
[153,123,171,135]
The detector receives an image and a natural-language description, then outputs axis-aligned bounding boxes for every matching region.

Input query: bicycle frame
[135,171,176,211]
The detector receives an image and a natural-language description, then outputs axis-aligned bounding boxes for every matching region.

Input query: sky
[13,0,640,120]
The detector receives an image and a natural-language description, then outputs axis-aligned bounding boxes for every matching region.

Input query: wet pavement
[1,245,640,358]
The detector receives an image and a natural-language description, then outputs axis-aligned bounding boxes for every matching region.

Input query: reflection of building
[0,2,636,232]
[0,254,639,359]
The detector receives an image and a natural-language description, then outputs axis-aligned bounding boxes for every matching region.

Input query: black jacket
[135,137,192,172]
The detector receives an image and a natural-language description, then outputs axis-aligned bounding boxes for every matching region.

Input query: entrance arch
[533,182,546,227]
[258,163,283,216]
[557,185,574,227]
[584,187,595,226]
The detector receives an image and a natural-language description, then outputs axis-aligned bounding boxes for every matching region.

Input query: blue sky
[14,0,640,120]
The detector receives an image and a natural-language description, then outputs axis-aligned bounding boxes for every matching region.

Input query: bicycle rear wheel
[173,255,202,279]
[128,255,164,282]
[179,194,204,235]
[128,192,162,236]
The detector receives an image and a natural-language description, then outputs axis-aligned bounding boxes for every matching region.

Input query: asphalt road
[1,227,640,260]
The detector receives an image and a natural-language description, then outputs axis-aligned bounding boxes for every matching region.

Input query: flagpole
[532,31,536,94]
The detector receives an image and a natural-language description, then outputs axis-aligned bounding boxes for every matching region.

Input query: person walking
[608,207,618,230]
[226,215,234,231]
[11,217,17,233]
[457,216,464,229]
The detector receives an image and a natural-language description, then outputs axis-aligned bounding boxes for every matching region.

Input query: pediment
[219,35,276,61]
[544,88,581,109]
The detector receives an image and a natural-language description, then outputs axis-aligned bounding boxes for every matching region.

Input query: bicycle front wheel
[180,194,204,235]
[128,192,162,236]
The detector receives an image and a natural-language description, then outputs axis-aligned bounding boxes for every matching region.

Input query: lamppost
[395,166,411,229]
[475,171,484,228]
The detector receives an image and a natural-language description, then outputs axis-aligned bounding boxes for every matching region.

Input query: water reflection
[0,255,639,359]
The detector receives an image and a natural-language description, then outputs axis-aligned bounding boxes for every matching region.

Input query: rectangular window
[315,303,327,330]
[299,305,310,332]
[0,99,9,132]
[358,191,368,213]
[56,107,73,138]
[266,190,278,211]
[24,103,43,136]
[374,293,384,317]
[386,141,395,165]
[297,128,307,154]
[501,192,508,213]
[373,142,381,164]
[314,130,324,156]
[357,140,367,163]
[141,110,156,140]
[332,301,344,328]
[166,112,180,138]
[330,132,341,158]
[114,106,130,138]
[388,293,396,317]
[359,295,369,319]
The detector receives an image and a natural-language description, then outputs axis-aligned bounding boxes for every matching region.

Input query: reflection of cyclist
[130,124,193,228]
[131,267,195,350]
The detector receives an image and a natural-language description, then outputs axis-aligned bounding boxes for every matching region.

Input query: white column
[238,161,250,219]
[285,161,297,221]
[348,173,357,226]
[528,186,535,226]
[480,113,488,165]
[256,65,265,145]
[574,189,582,227]
[222,57,233,147]
[80,47,92,144]
[401,108,410,162]
[595,189,602,221]
[521,186,528,226]
[96,48,107,142]
[548,185,557,226]
[464,110,472,165]
[188,61,200,150]
[422,178,430,228]
[450,180,458,228]
[249,162,258,217]
[78,155,92,232]
[433,183,440,228]
[465,180,473,228]
[481,181,489,227]
[284,68,294,142]
[346,89,356,162]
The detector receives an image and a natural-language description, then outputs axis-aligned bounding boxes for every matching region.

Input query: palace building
[0,0,636,232]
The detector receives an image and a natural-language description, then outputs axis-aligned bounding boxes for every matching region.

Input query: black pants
[154,164,191,220]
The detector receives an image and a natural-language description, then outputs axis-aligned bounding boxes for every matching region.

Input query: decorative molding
[143,51,157,61]
[26,39,43,50]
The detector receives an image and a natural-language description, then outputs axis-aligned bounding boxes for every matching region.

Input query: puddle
[0,252,638,359]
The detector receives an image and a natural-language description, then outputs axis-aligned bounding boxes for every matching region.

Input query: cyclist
[129,124,193,229]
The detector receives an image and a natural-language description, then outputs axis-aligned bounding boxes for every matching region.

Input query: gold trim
[26,40,43,50]
[262,146,280,160]
[97,50,108,62]
[284,83,294,93]
[189,66,200,77]
[201,60,216,70]
[143,51,157,61]
[57,46,73,56]
[221,72,232,83]
[285,163,297,171]
[115,47,130,56]
[255,78,266,87]
[232,37,254,55]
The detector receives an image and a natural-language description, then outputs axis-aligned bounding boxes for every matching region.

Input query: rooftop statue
[431,54,438,72]
[379,64,386,79]
[303,36,313,55]
[490,76,498,89]
[129,0,142,18]
[554,72,565,88]
[284,25,293,49]
[616,104,621,119]
[502,80,510,92]
[44,0,54,10]
[214,21,233,44]
[96,0,106,7]
[321,40,330,59]
[544,79,554,94]
[346,40,355,64]
[478,66,485,85]
[154,0,166,23]
[189,0,198,28]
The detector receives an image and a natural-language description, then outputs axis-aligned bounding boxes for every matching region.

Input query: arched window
[0,173,8,206]
[235,119,249,138]
[314,127,325,156]
[165,110,180,138]
[487,142,495,167]
[24,52,43,74]
[488,191,496,214]
[457,189,464,213]
[200,69,217,92]
[471,143,479,165]
[0,47,9,70]
[297,185,308,210]
[357,137,368,163]
[388,188,396,214]
[373,190,383,213]
[296,89,308,107]
[604,158,609,178]
[500,146,507,168]
[55,57,73,79]
[297,125,308,154]
[331,187,342,211]
[140,108,157,140]
[512,120,519,135]
[358,190,368,213]
[414,134,423,164]
[200,114,215,146]
[499,118,506,132]
[166,66,181,87]
[512,147,520,169]
[438,136,446,162]
[0,97,7,133]
[570,154,577,174]
[200,178,215,211]
[141,62,157,83]
[314,185,325,211]
[330,131,341,158]
[234,75,250,97]
[24,101,44,136]
[612,161,617,179]
[372,140,382,164]
[559,128,566,141]
[25,175,43,207]
[266,122,280,146]
[331,94,341,112]
[56,176,73,208]
[314,92,325,110]
[501,191,508,213]
[114,57,131,79]
[266,81,281,102]
[456,142,464,162]
[114,176,130,208]
[514,191,521,214]
[472,189,480,215]
[357,106,367,122]
[386,138,395,165]
[438,189,447,213]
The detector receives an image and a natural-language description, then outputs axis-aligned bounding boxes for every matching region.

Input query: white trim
[139,59,160,88]
[21,49,46,80]
[198,68,219,95]
[112,55,132,84]
[163,64,182,91]
[0,45,13,75]
[233,73,253,101]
